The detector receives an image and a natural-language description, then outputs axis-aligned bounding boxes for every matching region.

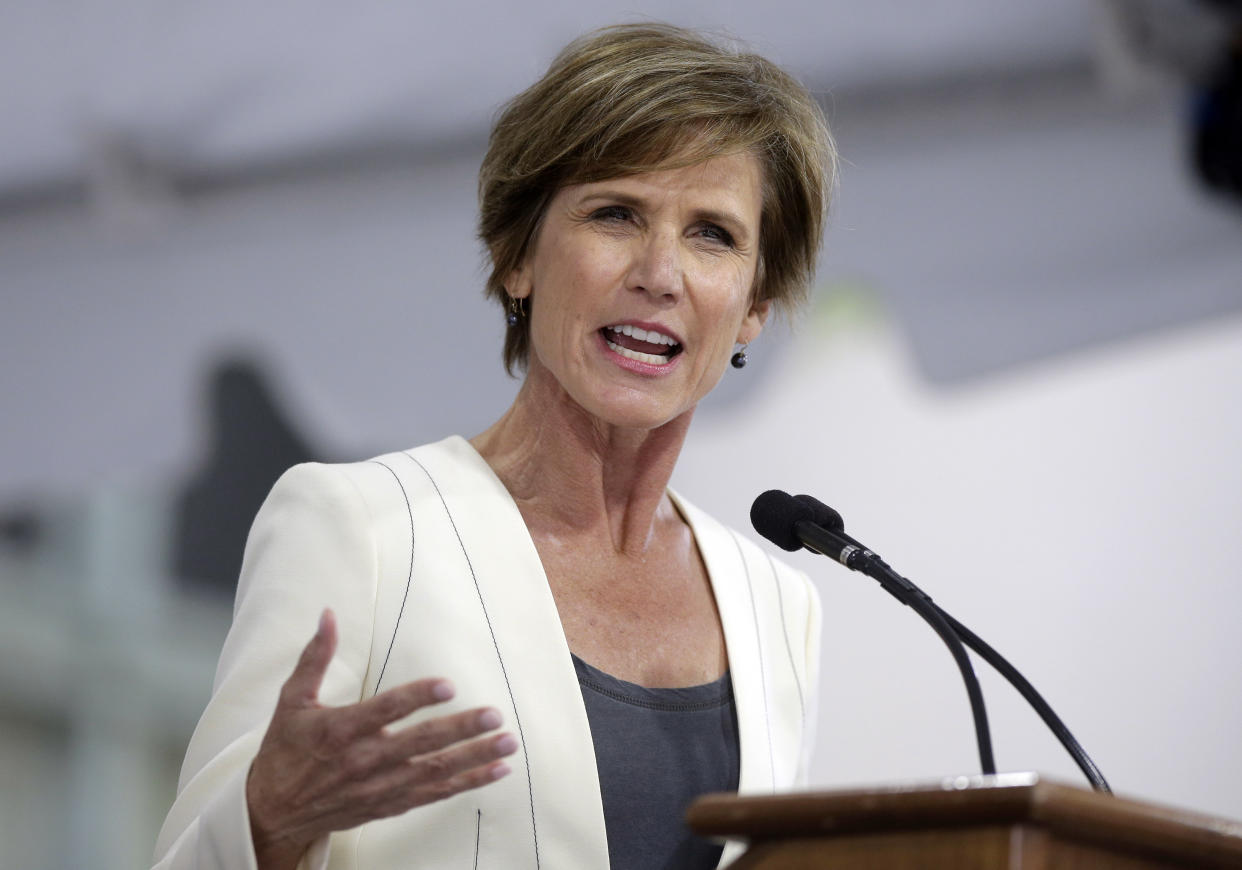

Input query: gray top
[572,654,740,870]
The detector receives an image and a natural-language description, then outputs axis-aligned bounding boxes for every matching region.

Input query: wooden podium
[687,773,1242,869]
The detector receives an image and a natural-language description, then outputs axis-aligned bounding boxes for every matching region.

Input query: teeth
[607,324,677,346]
[606,338,671,365]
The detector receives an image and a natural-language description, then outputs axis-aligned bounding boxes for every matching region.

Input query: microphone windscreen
[793,494,845,532]
[750,489,807,551]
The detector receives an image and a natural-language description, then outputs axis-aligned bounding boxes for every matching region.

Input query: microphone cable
[753,490,996,776]
[753,489,1112,792]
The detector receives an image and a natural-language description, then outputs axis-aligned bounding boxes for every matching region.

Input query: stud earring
[731,344,749,369]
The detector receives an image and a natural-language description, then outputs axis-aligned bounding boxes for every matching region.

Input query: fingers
[331,703,515,791]
[348,678,457,736]
[356,731,516,815]
[408,730,518,784]
[401,731,518,803]
[337,735,515,827]
[280,609,337,708]
[384,706,508,762]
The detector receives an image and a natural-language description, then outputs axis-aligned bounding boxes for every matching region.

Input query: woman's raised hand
[245,609,517,870]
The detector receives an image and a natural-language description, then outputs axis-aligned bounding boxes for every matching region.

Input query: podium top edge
[687,773,1242,866]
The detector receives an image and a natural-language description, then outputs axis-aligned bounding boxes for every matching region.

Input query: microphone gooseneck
[753,489,1111,793]
[791,492,1110,793]
[753,489,995,777]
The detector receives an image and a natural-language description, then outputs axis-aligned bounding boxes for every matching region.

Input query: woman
[154,22,835,870]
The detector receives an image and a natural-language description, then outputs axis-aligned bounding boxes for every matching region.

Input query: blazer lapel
[417,437,610,870]
[671,491,776,869]
[671,490,775,799]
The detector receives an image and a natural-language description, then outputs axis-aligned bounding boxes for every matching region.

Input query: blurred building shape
[174,357,318,594]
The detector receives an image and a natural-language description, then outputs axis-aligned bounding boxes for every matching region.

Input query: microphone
[752,490,920,603]
[750,489,841,550]
[752,489,1111,793]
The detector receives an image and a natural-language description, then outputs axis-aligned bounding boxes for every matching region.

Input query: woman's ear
[505,263,533,300]
[737,299,771,345]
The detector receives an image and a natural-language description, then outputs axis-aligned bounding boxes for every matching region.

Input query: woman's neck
[470,369,694,558]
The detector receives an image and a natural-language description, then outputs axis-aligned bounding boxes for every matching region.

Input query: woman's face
[508,150,769,431]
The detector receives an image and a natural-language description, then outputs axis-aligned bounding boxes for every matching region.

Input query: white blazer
[153,436,821,870]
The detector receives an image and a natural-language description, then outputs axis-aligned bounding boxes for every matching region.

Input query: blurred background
[2,1,1241,867]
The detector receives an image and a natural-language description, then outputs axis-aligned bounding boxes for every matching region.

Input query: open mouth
[601,324,683,365]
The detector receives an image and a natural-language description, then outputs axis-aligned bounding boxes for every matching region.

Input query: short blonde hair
[479,22,837,374]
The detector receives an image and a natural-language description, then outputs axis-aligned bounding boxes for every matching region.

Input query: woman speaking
[154,22,835,870]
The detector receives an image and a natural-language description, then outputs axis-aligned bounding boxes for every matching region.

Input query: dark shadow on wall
[173,358,320,596]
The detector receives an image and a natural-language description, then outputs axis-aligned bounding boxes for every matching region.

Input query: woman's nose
[626,232,683,302]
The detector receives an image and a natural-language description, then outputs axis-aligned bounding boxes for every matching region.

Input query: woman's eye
[592,205,632,223]
[697,223,735,247]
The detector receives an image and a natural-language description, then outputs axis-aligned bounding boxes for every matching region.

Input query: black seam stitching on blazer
[402,450,542,869]
[765,550,806,722]
[369,458,416,696]
[474,808,481,869]
[730,529,776,791]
